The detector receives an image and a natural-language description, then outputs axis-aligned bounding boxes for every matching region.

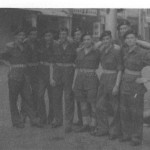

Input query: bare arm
[115,71,122,88]
[72,68,78,89]
[136,39,150,49]
[50,63,56,86]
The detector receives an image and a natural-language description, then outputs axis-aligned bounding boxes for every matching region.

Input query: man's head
[117,20,130,37]
[82,32,93,48]
[28,27,38,40]
[59,27,68,42]
[124,29,137,47]
[14,28,25,43]
[43,30,53,42]
[74,27,82,42]
[100,30,112,46]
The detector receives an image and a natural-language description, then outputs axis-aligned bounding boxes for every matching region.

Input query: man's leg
[64,88,74,132]
[20,78,43,128]
[47,82,54,125]
[108,93,120,139]
[120,94,132,141]
[37,79,47,124]
[52,84,63,127]
[95,94,109,136]
[30,74,39,116]
[8,79,23,127]
[131,93,144,145]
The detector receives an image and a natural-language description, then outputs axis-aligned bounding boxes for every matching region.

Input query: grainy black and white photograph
[0,1,150,149]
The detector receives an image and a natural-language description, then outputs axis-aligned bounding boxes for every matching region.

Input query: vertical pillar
[105,9,117,40]
[31,14,37,27]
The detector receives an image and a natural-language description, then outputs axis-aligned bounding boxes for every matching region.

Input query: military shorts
[74,72,99,103]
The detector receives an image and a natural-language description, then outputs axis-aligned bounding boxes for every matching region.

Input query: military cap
[100,30,112,40]
[43,29,53,35]
[117,19,130,30]
[59,27,68,33]
[28,27,38,34]
[74,27,82,33]
[14,27,26,35]
[123,29,137,39]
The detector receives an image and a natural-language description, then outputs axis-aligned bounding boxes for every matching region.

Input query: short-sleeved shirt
[0,42,28,80]
[53,40,76,64]
[75,47,101,69]
[24,38,40,64]
[100,45,123,71]
[1,42,28,65]
[123,45,150,71]
[121,45,150,94]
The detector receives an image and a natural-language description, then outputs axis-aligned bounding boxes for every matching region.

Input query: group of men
[1,19,150,147]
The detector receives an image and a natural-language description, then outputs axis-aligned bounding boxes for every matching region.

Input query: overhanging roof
[25,8,70,17]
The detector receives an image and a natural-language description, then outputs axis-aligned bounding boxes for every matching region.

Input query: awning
[25,8,70,17]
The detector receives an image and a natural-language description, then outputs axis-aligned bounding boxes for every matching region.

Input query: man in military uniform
[37,30,55,125]
[73,27,83,126]
[52,27,76,133]
[0,29,42,128]
[120,30,150,146]
[116,19,150,49]
[22,27,40,119]
[92,31,122,140]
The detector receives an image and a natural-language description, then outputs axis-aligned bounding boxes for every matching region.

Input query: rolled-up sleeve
[115,49,123,71]
[143,50,150,66]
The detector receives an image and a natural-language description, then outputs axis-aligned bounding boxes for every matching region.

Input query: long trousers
[96,92,120,135]
[120,93,144,142]
[37,78,54,124]
[8,78,36,126]
[53,66,74,128]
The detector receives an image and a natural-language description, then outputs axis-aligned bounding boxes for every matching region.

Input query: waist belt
[102,69,117,74]
[124,69,141,76]
[28,63,38,67]
[78,68,96,73]
[56,63,75,67]
[10,64,26,68]
[40,61,50,66]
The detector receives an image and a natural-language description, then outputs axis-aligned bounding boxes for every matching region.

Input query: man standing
[73,27,83,126]
[0,29,42,128]
[37,30,56,125]
[52,27,76,133]
[23,27,40,117]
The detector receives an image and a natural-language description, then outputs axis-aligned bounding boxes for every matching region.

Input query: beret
[123,29,137,39]
[117,19,130,30]
[100,30,111,40]
[59,27,68,33]
[74,27,82,33]
[14,28,25,35]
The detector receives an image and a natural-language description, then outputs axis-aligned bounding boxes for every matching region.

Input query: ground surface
[0,65,150,150]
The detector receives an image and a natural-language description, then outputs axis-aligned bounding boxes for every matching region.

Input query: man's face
[29,31,37,40]
[44,32,53,42]
[59,31,68,42]
[74,31,82,42]
[83,35,92,48]
[16,32,25,43]
[102,35,112,46]
[119,25,130,37]
[125,34,136,47]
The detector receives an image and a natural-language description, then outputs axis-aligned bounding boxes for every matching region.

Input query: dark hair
[59,27,68,34]
[74,27,82,33]
[28,27,38,35]
[124,29,137,39]
[117,19,130,30]
[100,30,112,40]
[82,32,92,41]
[43,29,53,36]
[14,28,26,35]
